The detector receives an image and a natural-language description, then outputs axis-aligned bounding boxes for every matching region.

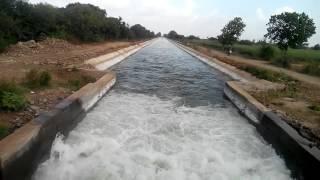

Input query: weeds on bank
[67,75,96,91]
[25,69,52,89]
[0,81,27,111]
[309,105,320,112]
[240,66,299,104]
[302,62,320,77]
[187,40,320,77]
[0,125,9,139]
[240,66,294,83]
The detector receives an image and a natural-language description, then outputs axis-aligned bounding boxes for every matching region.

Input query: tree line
[166,11,318,53]
[0,0,158,51]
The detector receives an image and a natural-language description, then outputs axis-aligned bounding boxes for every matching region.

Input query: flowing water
[33,39,291,180]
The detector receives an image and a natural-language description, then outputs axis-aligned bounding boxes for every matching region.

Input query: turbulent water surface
[33,39,291,180]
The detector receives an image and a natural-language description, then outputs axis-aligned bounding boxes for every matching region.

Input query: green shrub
[25,69,40,88]
[68,79,81,91]
[238,48,255,57]
[67,75,95,91]
[25,69,52,88]
[272,56,291,68]
[0,92,26,111]
[0,81,26,111]
[259,45,275,60]
[302,62,320,77]
[0,125,9,139]
[39,71,52,86]
[309,105,320,111]
[240,66,294,83]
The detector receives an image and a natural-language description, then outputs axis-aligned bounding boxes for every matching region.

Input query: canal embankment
[172,40,320,179]
[0,39,155,180]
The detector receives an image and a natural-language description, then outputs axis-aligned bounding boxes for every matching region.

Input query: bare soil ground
[0,38,140,138]
[188,44,320,144]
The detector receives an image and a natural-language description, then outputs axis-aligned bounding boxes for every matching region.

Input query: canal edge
[171,39,320,178]
[85,39,156,71]
[0,38,157,180]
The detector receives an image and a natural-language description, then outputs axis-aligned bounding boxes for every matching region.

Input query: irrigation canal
[33,38,292,180]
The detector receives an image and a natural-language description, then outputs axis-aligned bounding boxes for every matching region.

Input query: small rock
[30,105,40,111]
[29,100,35,105]
[283,97,295,102]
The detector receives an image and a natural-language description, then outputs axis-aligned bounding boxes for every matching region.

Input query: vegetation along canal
[32,38,292,180]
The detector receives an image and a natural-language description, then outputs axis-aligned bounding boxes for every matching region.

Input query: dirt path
[202,48,320,87]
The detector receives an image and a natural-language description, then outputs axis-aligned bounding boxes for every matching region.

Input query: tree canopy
[130,24,155,39]
[265,12,316,51]
[217,17,246,47]
[166,30,184,39]
[0,0,155,51]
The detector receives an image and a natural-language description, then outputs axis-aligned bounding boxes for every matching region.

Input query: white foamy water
[33,92,291,180]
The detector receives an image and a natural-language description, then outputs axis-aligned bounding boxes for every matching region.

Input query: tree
[64,3,107,41]
[217,17,246,49]
[167,30,178,39]
[208,37,217,41]
[0,1,155,51]
[313,44,320,50]
[265,12,316,51]
[167,30,184,39]
[186,35,200,40]
[130,24,154,39]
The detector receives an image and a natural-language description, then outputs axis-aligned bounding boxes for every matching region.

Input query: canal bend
[33,38,291,180]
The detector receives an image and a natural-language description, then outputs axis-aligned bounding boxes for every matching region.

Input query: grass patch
[25,69,52,89]
[0,125,9,139]
[259,45,275,60]
[309,105,320,112]
[240,66,294,83]
[302,62,320,77]
[188,39,320,62]
[0,81,26,111]
[67,75,96,91]
[271,56,291,68]
[240,66,299,98]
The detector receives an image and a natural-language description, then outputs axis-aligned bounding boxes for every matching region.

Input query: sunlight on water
[33,93,291,180]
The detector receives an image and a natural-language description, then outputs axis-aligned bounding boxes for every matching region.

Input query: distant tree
[238,39,254,45]
[0,1,154,51]
[208,37,217,41]
[167,30,178,39]
[130,24,154,39]
[156,32,161,37]
[64,3,108,41]
[217,17,246,51]
[313,44,320,50]
[167,30,185,39]
[186,35,200,40]
[265,12,316,52]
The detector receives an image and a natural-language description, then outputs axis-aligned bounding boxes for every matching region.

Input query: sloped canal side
[33,39,292,180]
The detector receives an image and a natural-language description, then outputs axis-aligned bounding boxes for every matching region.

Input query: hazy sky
[29,0,320,45]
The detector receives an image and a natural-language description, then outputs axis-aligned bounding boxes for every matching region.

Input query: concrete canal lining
[0,38,154,180]
[172,40,320,179]
[0,73,116,180]
[85,39,155,70]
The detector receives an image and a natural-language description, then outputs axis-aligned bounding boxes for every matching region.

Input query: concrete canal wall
[0,38,154,180]
[86,39,155,70]
[0,73,116,180]
[172,40,320,179]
